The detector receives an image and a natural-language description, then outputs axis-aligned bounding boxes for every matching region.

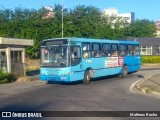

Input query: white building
[103,8,135,23]
[155,19,160,37]
[43,6,54,19]
[103,8,118,16]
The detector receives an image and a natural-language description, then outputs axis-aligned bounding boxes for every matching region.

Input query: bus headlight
[61,72,70,75]
[61,76,67,80]
[65,72,70,75]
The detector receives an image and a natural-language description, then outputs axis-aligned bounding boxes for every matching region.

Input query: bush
[0,69,17,84]
[141,56,160,63]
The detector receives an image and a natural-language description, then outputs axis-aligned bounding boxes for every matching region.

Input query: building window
[124,17,130,21]
[11,51,22,63]
[0,51,7,72]
[154,46,160,55]
[140,46,152,55]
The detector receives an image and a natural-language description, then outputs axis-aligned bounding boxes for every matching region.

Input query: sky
[0,0,159,21]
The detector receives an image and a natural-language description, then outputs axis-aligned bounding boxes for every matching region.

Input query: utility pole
[62,0,64,38]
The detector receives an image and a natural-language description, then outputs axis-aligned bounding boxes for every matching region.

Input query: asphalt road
[0,67,160,120]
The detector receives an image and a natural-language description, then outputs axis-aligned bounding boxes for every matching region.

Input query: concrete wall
[25,59,40,70]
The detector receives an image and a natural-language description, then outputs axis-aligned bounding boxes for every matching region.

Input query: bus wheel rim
[87,73,90,81]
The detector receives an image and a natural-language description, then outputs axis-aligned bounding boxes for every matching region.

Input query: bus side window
[92,43,101,58]
[82,43,92,59]
[71,46,81,66]
[112,51,118,56]
[83,52,88,58]
[119,44,127,56]
[102,43,111,57]
[111,44,118,56]
[127,45,134,55]
[94,52,100,57]
[133,45,140,55]
[71,46,81,58]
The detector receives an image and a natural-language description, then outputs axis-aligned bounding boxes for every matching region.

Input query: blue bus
[40,38,140,84]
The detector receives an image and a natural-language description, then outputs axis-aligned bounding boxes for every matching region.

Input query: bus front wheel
[83,70,91,85]
[120,66,128,78]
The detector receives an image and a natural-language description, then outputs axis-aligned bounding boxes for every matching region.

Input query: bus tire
[83,70,91,85]
[120,66,128,78]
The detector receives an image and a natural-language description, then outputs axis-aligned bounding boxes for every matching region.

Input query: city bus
[40,37,141,84]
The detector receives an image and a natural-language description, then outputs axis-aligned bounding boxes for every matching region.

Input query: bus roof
[43,37,140,45]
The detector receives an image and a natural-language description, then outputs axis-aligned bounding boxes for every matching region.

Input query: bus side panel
[82,57,122,78]
[70,65,84,81]
[124,56,141,72]
[93,67,122,77]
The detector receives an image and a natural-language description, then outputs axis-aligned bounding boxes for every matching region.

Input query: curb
[150,91,160,97]
[16,75,39,82]
[135,85,160,96]
[142,64,160,67]
[134,74,160,97]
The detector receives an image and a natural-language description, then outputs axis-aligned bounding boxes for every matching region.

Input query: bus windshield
[41,46,69,67]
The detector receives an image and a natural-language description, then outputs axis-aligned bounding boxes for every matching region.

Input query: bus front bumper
[40,75,70,82]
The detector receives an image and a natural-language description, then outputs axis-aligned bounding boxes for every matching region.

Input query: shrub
[141,56,160,63]
[0,69,17,84]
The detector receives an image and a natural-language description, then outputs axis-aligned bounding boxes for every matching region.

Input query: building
[155,19,160,37]
[103,8,135,23]
[127,37,160,55]
[0,37,33,75]
[42,6,54,19]
[117,12,135,23]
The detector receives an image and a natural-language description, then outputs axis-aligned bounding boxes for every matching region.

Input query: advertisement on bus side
[105,57,124,68]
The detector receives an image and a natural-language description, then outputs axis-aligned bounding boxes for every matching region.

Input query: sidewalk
[0,76,43,96]
[135,66,160,97]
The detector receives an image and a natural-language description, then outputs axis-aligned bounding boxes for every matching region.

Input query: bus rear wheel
[83,70,91,85]
[120,66,128,78]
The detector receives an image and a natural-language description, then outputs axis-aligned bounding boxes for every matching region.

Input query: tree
[0,5,157,59]
[125,19,157,37]
[69,5,102,38]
